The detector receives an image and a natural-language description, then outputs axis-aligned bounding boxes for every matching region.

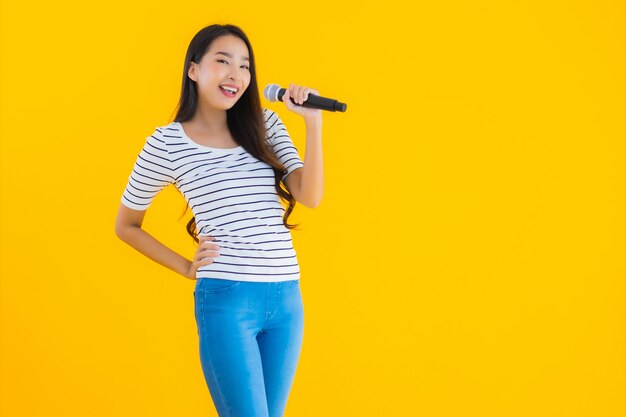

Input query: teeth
[220,85,238,93]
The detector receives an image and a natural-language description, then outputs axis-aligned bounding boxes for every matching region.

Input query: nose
[228,67,247,82]
[229,73,242,83]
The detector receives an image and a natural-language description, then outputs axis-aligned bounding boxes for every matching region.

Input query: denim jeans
[193,278,304,417]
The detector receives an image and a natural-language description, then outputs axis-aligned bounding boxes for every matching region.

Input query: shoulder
[151,121,183,147]
[262,107,284,134]
[134,122,185,161]
[262,107,274,118]
[155,121,179,137]
[263,107,281,123]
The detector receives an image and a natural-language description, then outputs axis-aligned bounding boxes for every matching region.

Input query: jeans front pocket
[196,278,242,294]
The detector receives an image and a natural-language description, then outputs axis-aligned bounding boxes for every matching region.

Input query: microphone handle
[277,88,347,112]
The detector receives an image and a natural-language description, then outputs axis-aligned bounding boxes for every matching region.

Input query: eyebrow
[215,51,250,62]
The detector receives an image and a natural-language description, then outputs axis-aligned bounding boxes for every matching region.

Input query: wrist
[304,114,322,127]
[181,259,193,277]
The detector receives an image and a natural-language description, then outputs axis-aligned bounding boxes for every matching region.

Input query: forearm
[117,226,190,277]
[300,117,324,207]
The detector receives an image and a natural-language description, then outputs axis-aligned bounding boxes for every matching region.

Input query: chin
[211,100,237,110]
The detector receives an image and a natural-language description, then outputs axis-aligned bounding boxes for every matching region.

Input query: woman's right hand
[185,235,221,280]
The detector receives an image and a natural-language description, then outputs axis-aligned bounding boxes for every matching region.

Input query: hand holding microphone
[264,83,347,114]
[281,84,322,120]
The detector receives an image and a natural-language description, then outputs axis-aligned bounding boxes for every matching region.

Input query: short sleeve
[264,109,304,183]
[120,128,176,210]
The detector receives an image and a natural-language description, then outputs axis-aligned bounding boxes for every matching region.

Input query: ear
[188,62,197,82]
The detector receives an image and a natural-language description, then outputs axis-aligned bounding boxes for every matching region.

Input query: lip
[219,85,238,98]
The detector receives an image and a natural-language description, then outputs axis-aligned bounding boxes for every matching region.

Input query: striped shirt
[120,108,304,282]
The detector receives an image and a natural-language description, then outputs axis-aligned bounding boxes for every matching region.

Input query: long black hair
[168,24,299,244]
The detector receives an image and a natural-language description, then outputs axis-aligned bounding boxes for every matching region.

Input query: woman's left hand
[282,83,322,122]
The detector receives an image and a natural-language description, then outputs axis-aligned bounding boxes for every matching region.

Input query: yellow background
[1,1,624,416]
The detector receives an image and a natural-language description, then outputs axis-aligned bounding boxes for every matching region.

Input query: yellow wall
[1,1,623,416]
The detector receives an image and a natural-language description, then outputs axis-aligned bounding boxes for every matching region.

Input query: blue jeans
[193,278,305,417]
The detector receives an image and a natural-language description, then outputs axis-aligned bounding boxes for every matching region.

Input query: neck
[188,103,228,134]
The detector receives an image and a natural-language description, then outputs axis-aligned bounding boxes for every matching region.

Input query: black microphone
[263,83,347,112]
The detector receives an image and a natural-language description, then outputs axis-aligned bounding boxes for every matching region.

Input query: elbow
[115,224,126,241]
[115,223,136,241]
[310,198,322,209]
[300,195,323,209]
[115,203,146,241]
[116,225,140,242]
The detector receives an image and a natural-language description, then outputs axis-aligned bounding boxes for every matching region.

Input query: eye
[218,59,249,70]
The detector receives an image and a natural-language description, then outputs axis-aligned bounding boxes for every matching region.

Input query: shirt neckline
[176,122,243,152]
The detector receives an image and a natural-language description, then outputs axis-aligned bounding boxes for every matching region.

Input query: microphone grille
[263,84,281,102]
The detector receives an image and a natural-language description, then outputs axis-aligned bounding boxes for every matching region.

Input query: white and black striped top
[120,108,304,282]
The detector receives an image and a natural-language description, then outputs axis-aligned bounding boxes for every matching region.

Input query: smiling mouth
[219,85,239,97]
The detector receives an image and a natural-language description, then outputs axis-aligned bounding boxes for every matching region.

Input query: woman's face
[188,35,251,110]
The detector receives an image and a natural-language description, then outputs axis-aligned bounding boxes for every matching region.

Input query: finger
[194,258,214,267]
[303,88,312,103]
[300,86,310,103]
[198,248,219,258]
[202,241,220,250]
[289,84,298,103]
[299,86,309,103]
[294,85,304,104]
[196,252,217,263]
[193,258,210,267]
[197,249,220,258]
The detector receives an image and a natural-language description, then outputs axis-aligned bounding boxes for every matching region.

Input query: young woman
[115,24,324,417]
